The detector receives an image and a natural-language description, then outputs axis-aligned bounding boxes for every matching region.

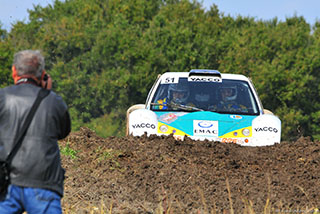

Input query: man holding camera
[0,50,71,213]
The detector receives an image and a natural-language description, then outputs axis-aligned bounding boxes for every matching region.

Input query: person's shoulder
[48,90,62,99]
[0,84,16,91]
[47,90,68,108]
[0,84,20,95]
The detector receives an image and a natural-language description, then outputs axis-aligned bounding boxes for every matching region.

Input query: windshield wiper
[150,103,170,107]
[150,102,204,111]
[168,102,204,111]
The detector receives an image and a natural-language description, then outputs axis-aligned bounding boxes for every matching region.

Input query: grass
[60,141,78,159]
[63,198,319,214]
[62,176,320,214]
[94,147,124,171]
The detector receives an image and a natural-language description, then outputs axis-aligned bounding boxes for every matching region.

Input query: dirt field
[60,127,320,213]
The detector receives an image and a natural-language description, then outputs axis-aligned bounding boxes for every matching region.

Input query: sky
[0,0,319,31]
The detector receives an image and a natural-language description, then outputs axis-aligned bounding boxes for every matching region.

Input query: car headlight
[242,128,250,136]
[159,125,168,133]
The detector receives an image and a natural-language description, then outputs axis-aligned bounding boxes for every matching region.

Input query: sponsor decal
[221,138,248,144]
[222,138,238,144]
[159,113,178,124]
[188,76,222,82]
[198,121,214,128]
[195,129,218,134]
[230,115,242,120]
[193,120,218,137]
[173,135,184,141]
[132,123,156,129]
[254,127,278,133]
[161,77,179,84]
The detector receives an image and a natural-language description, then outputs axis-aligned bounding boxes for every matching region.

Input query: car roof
[160,72,250,81]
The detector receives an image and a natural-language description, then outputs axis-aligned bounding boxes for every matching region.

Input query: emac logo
[198,121,213,128]
[193,120,218,137]
[132,123,156,129]
[194,129,218,134]
[254,127,278,133]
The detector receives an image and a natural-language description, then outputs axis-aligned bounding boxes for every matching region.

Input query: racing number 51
[165,77,175,83]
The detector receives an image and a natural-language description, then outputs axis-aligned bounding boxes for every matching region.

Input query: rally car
[126,69,281,146]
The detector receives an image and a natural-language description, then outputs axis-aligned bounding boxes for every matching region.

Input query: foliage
[86,109,126,137]
[0,0,320,140]
[0,26,13,88]
[60,142,78,159]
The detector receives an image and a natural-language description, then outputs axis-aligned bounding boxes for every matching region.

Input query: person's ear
[12,66,19,84]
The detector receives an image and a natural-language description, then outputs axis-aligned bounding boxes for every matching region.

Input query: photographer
[0,50,71,213]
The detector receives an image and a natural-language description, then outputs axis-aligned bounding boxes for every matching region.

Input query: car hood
[155,111,257,137]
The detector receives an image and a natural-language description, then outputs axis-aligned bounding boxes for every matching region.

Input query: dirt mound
[61,127,320,213]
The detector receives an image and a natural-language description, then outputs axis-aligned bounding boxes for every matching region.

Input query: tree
[0,25,13,87]
[3,0,319,140]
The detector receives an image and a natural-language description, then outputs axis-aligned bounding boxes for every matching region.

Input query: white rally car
[126,69,281,146]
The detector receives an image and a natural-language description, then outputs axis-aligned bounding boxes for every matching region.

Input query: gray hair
[13,50,45,79]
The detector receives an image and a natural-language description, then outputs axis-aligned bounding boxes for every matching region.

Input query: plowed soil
[60,127,320,213]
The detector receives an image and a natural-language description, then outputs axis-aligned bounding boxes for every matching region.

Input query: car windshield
[150,77,259,115]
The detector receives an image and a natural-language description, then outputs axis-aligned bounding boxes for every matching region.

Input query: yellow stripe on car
[158,122,188,136]
[219,126,252,138]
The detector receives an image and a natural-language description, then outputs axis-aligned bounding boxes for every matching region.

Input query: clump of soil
[61,127,320,213]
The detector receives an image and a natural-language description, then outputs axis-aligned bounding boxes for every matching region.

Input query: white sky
[0,0,55,31]
[203,0,319,24]
[0,0,319,31]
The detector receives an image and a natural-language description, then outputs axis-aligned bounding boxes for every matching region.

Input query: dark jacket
[0,83,71,196]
